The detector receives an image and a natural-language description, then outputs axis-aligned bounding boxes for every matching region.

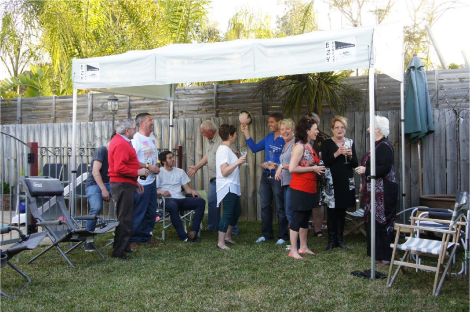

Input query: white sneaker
[255,237,266,243]
[276,239,286,245]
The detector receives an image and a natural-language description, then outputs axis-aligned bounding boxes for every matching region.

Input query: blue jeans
[260,173,288,240]
[165,197,205,240]
[283,186,293,224]
[219,192,241,232]
[85,183,111,231]
[207,179,239,234]
[131,180,157,243]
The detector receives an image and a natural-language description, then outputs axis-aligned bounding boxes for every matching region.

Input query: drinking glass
[240,146,248,166]
[343,139,351,164]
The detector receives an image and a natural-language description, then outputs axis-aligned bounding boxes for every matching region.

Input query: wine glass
[267,161,275,179]
[267,147,275,178]
[240,146,248,166]
[343,139,351,164]
[318,151,324,166]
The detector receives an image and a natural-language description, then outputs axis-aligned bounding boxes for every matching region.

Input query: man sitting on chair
[157,151,205,242]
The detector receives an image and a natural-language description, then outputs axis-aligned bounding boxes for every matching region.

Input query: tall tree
[404,0,465,69]
[225,6,274,40]
[277,0,318,36]
[0,1,40,83]
[325,0,396,27]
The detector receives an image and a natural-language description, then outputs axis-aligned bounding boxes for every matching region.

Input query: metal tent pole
[71,89,78,217]
[369,62,376,280]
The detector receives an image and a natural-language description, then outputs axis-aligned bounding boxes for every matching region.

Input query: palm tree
[253,72,364,118]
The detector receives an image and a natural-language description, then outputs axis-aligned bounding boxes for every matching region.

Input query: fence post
[88,92,93,121]
[27,142,38,233]
[27,142,38,176]
[175,145,183,169]
[52,95,57,123]
[17,96,22,124]
[435,69,439,107]
[213,83,218,117]
[261,98,267,115]
[127,96,131,118]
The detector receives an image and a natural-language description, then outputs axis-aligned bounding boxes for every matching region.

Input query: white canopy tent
[72,22,404,278]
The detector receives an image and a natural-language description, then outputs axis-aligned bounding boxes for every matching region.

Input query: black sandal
[314,231,324,238]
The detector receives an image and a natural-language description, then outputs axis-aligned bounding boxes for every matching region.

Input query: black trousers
[291,210,312,232]
[111,182,135,257]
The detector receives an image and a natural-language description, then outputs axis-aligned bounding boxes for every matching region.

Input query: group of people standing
[210,112,397,264]
[85,110,398,265]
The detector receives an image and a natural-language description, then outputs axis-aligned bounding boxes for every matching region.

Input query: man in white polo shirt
[157,151,205,242]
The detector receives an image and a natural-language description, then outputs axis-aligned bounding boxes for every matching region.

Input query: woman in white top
[215,124,246,250]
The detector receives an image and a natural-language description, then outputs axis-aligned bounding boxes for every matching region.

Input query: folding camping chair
[1,226,47,298]
[20,176,119,268]
[345,209,366,236]
[409,205,469,275]
[387,190,469,296]
[154,191,207,241]
[155,196,196,241]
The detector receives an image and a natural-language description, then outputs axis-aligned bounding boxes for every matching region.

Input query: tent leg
[369,64,376,280]
[71,89,77,217]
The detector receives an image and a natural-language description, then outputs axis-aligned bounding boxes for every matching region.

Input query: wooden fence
[1,109,468,221]
[1,69,468,125]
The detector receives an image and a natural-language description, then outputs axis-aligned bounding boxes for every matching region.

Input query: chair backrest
[74,163,90,196]
[42,163,65,180]
[452,190,469,225]
[21,177,76,242]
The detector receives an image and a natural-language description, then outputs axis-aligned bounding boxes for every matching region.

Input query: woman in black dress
[355,116,398,265]
[321,116,358,251]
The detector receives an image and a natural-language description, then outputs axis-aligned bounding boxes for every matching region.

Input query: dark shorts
[290,188,318,211]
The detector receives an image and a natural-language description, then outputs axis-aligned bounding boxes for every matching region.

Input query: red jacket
[108,134,140,185]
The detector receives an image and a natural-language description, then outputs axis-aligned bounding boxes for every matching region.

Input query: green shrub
[2,181,12,194]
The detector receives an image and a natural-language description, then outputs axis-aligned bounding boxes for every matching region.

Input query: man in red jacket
[108,118,149,260]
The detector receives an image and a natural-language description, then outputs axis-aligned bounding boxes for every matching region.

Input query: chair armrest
[74,215,98,221]
[37,220,63,226]
[411,217,466,226]
[394,223,456,234]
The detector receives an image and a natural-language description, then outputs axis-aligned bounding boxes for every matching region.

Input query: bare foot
[299,248,319,255]
[288,251,303,259]
[217,244,230,250]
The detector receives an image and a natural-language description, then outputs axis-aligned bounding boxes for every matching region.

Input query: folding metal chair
[155,193,201,241]
[20,176,119,268]
[387,190,469,296]
[1,226,47,298]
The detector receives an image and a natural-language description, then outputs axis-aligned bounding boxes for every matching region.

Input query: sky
[209,0,470,67]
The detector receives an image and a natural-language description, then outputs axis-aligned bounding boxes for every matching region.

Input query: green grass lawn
[1,221,468,311]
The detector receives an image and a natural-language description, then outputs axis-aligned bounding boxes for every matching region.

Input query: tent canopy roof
[72,22,403,99]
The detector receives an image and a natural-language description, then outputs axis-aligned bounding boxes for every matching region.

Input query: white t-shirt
[216,145,241,206]
[156,167,190,199]
[132,132,158,186]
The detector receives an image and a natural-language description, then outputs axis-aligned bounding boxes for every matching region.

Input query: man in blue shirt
[241,113,288,244]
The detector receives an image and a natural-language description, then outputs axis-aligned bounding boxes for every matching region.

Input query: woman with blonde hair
[321,116,358,251]
[275,118,296,226]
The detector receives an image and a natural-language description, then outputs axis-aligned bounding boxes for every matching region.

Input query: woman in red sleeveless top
[288,118,326,259]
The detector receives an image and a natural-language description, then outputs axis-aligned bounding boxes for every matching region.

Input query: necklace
[332,137,344,147]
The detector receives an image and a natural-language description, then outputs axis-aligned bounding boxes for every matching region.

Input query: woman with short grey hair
[355,115,398,266]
